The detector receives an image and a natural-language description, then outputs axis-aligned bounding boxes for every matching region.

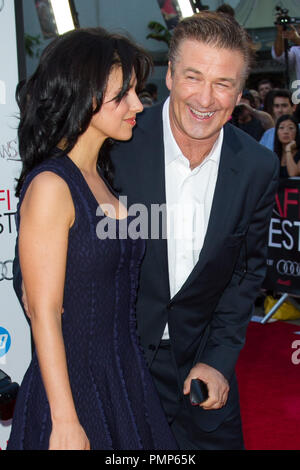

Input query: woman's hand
[285,140,297,153]
[49,421,90,450]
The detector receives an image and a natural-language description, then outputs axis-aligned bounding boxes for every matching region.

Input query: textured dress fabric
[7,155,177,450]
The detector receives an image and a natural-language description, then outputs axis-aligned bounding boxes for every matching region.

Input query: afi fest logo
[0,189,16,236]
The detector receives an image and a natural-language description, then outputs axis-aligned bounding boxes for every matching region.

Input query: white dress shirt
[162,98,223,339]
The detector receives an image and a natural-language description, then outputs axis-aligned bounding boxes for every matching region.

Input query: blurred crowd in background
[139,3,300,179]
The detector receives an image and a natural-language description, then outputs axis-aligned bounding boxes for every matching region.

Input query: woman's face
[277,119,297,145]
[90,66,143,142]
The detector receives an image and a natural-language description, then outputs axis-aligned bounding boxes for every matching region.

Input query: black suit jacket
[110,102,279,431]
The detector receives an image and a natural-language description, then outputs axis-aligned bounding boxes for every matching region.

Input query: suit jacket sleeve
[198,157,279,381]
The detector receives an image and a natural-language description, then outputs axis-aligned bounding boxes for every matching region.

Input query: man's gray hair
[168,11,256,83]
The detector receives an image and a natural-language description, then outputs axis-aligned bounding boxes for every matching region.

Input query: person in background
[263,88,277,117]
[257,79,273,108]
[216,3,235,17]
[274,114,300,178]
[138,82,159,107]
[138,89,154,107]
[231,90,274,141]
[145,82,158,103]
[260,89,297,150]
[249,89,261,109]
[8,27,177,451]
[294,103,300,124]
[272,24,300,81]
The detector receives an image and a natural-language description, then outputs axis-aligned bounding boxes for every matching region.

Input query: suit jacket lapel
[138,104,171,300]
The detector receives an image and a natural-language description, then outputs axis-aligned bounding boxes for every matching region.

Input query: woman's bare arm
[19,171,89,450]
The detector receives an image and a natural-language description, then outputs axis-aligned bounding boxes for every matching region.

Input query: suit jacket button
[148,344,156,351]
[167,304,174,310]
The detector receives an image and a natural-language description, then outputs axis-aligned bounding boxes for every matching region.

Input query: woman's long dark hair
[274,114,300,161]
[15,27,152,196]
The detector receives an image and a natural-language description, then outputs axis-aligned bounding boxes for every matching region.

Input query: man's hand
[183,363,229,410]
[282,25,300,45]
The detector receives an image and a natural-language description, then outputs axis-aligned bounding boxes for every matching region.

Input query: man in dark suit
[110,12,279,449]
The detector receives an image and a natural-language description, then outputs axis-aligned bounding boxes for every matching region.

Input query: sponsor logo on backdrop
[0,260,13,281]
[0,138,20,161]
[277,260,300,277]
[0,189,16,236]
[0,327,11,358]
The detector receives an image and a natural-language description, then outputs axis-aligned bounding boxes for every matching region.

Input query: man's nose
[197,82,214,108]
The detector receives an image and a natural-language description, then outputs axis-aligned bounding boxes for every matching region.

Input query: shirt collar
[162,97,223,169]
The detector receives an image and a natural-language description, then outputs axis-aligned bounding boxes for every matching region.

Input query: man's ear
[165,61,173,91]
[236,91,242,106]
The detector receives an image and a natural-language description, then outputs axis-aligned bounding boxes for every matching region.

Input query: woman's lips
[124,117,136,126]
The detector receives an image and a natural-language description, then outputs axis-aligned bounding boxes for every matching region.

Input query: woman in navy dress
[7,28,177,450]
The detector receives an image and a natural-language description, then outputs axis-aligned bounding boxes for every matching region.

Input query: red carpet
[236,321,300,450]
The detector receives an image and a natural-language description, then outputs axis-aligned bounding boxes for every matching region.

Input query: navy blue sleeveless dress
[7,155,177,450]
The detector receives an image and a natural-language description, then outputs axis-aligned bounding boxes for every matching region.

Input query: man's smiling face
[166,39,245,148]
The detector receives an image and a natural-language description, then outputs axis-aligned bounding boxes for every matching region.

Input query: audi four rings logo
[276,260,300,277]
[0,260,13,281]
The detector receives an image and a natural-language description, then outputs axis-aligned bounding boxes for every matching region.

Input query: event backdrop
[264,178,300,295]
[0,0,31,450]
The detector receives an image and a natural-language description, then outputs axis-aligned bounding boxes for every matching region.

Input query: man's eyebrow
[183,67,202,75]
[183,67,237,84]
[217,77,237,85]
